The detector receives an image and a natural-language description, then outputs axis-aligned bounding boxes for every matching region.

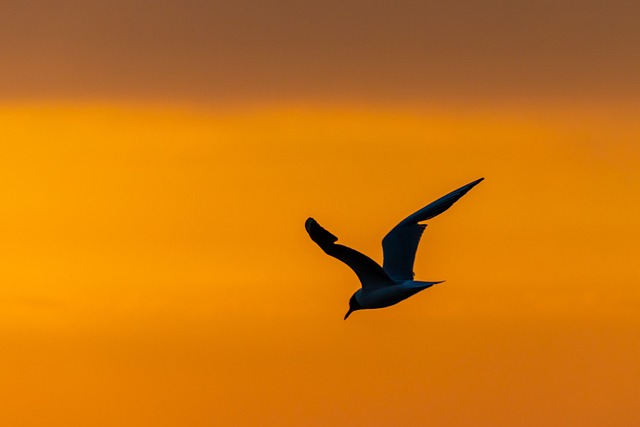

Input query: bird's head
[344,293,363,320]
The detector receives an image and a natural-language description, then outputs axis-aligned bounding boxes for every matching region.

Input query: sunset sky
[1,1,639,426]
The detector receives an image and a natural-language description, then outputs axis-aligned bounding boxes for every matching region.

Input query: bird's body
[351,281,443,309]
[306,177,483,319]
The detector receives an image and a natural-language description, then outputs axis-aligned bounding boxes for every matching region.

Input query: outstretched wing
[306,218,394,290]
[381,223,427,281]
[382,178,484,281]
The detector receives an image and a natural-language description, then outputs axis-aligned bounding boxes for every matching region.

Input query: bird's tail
[406,280,445,290]
[305,218,338,246]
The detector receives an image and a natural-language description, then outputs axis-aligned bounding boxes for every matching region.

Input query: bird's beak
[344,308,353,320]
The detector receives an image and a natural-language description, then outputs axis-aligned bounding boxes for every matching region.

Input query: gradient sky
[1,1,639,426]
[2,0,639,104]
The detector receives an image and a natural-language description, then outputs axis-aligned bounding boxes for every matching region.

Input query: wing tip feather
[305,217,338,245]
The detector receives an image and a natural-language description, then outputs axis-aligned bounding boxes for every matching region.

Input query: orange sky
[1,1,640,426]
[1,104,639,426]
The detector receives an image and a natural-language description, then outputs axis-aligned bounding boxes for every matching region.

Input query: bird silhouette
[306,178,484,319]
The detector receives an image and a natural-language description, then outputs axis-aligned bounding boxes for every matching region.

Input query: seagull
[306,178,483,319]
